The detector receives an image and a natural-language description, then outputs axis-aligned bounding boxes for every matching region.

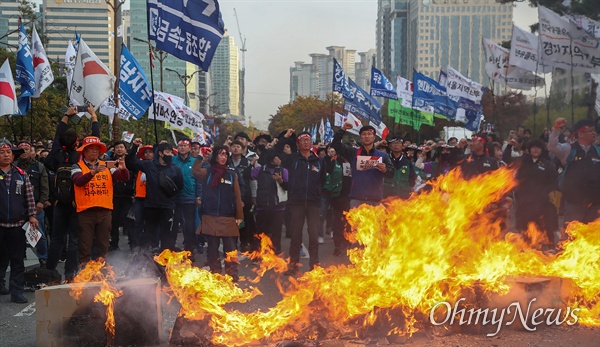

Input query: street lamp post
[165,68,202,105]
[188,91,217,114]
[133,37,168,91]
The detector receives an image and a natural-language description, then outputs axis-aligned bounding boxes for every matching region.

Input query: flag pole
[145,6,158,144]
[30,98,33,141]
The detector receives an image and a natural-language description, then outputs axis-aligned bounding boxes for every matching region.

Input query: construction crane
[233,8,246,118]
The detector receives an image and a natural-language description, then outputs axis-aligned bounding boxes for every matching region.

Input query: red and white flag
[334,111,362,136]
[31,25,54,98]
[71,38,115,108]
[0,58,18,116]
[370,120,389,140]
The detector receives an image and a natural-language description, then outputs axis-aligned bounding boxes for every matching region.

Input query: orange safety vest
[73,160,114,213]
[135,172,147,198]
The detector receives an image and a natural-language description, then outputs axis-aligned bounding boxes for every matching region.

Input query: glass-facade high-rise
[210,33,239,116]
[377,0,513,84]
[129,0,186,101]
[407,0,512,83]
[43,0,113,69]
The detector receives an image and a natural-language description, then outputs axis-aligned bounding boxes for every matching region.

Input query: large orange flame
[156,168,600,345]
[70,259,122,341]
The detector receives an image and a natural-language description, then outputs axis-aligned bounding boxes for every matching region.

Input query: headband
[178,139,191,146]
[297,134,311,142]
[576,125,594,134]
[471,135,487,145]
[17,143,31,149]
[0,144,11,150]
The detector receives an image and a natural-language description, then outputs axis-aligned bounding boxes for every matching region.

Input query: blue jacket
[332,129,395,201]
[201,169,238,217]
[172,154,201,204]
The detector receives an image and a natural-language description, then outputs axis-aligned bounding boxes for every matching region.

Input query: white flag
[150,91,204,134]
[483,38,545,90]
[538,6,600,73]
[0,58,18,116]
[31,25,54,98]
[509,25,552,73]
[319,118,325,143]
[445,66,483,103]
[65,40,76,93]
[71,38,116,108]
[567,13,600,41]
[396,76,414,108]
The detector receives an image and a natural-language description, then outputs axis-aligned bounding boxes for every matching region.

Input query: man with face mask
[127,139,183,252]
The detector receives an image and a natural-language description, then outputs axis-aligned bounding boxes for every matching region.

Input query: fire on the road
[155,167,600,346]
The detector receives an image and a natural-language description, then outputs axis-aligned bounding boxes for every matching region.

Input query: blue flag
[324,117,334,143]
[147,0,225,71]
[332,58,351,98]
[412,71,456,119]
[370,66,397,100]
[343,78,382,125]
[119,46,153,119]
[311,124,317,143]
[16,21,35,115]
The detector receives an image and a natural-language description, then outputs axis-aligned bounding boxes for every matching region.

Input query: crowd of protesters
[1,105,599,303]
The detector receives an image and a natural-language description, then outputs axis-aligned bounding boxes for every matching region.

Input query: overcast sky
[215,0,538,126]
[32,0,538,126]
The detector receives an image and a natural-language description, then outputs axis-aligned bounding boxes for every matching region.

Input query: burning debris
[156,168,600,346]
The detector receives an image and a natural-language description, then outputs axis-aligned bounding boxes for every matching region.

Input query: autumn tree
[482,90,531,137]
[268,94,344,136]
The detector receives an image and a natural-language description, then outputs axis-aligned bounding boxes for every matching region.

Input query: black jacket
[126,144,184,209]
[275,136,325,205]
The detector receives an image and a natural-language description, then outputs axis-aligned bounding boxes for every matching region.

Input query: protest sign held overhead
[147,0,225,71]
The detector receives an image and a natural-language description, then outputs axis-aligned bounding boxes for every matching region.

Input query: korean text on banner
[147,0,225,71]
[538,6,600,73]
[119,46,152,119]
[16,21,35,99]
[332,58,351,98]
[370,66,398,100]
[344,78,382,125]
[483,38,545,90]
[356,156,382,171]
[150,91,204,134]
[412,71,456,119]
[445,66,483,104]
[31,25,54,98]
[509,25,552,73]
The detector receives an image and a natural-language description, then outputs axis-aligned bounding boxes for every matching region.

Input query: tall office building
[408,0,512,83]
[290,61,316,101]
[1,0,43,48]
[355,49,377,91]
[290,46,366,101]
[377,0,513,84]
[129,0,186,102]
[209,32,239,117]
[43,0,113,70]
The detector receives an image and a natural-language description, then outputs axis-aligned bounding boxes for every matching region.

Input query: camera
[274,167,282,175]
[76,105,88,112]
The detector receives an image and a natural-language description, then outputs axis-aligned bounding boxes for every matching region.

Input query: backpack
[54,150,78,205]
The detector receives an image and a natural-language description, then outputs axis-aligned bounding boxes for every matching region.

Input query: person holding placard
[0,140,38,303]
[332,123,395,208]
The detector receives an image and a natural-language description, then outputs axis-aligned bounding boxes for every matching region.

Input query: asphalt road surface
[2,225,600,347]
